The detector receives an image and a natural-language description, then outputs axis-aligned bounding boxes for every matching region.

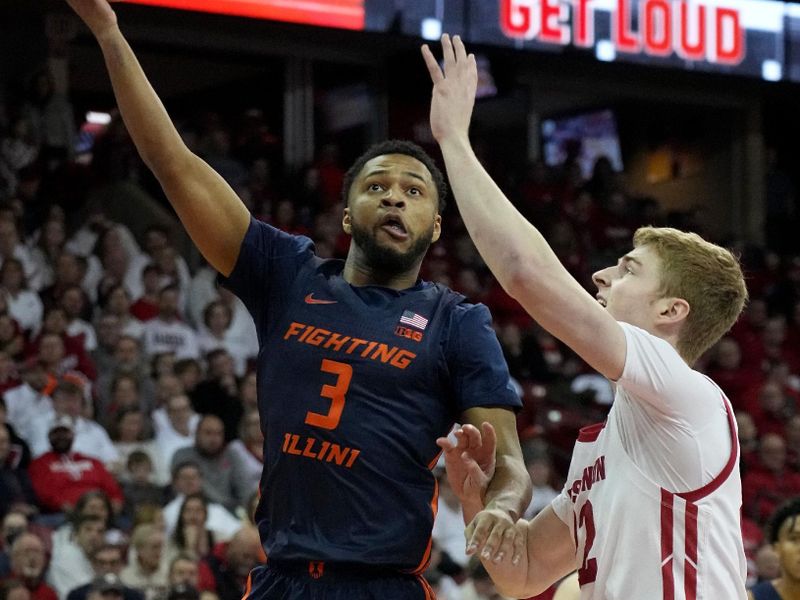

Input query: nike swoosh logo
[305,293,338,305]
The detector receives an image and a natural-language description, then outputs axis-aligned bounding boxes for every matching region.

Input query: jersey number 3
[304,359,353,430]
[578,500,598,586]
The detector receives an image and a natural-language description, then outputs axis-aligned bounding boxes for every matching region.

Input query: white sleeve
[616,322,713,421]
[614,323,732,490]
[550,484,574,527]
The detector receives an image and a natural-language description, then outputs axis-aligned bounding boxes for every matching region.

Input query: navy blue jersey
[750,582,781,600]
[222,218,520,571]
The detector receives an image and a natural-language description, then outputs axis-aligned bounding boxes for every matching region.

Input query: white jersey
[552,324,746,600]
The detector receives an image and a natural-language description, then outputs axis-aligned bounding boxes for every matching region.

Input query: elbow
[505,264,538,303]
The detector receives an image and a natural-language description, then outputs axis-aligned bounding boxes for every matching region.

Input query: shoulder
[240,218,315,260]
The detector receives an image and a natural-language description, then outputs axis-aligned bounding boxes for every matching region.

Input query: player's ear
[657,297,690,325]
[342,207,352,235]
[431,214,442,243]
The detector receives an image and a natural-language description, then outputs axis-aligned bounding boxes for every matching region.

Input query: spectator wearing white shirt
[162,462,241,542]
[0,220,39,294]
[142,286,198,361]
[28,374,118,464]
[216,288,258,369]
[227,409,263,494]
[124,226,190,304]
[522,452,559,520]
[47,515,106,600]
[2,359,55,444]
[28,218,66,292]
[102,285,144,340]
[154,393,198,469]
[61,286,97,352]
[1,258,43,336]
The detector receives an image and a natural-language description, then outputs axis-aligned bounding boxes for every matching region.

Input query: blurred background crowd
[2,2,800,600]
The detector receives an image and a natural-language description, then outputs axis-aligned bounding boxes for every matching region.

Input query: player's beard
[351,220,435,276]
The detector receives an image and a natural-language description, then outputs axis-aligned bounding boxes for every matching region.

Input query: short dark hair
[172,460,201,480]
[768,497,800,544]
[341,140,448,212]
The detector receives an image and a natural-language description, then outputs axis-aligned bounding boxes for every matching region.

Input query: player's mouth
[596,295,607,308]
[378,214,409,241]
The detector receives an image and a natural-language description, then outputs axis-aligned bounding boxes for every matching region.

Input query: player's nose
[381,188,405,208]
[592,267,612,289]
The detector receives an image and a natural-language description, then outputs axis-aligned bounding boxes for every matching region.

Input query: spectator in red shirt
[735,411,759,474]
[705,337,763,410]
[748,381,795,439]
[27,416,123,515]
[129,265,161,322]
[730,298,769,368]
[4,533,57,600]
[197,526,261,600]
[785,415,800,472]
[743,433,800,524]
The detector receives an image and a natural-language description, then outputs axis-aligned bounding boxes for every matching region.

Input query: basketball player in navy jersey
[65,1,531,597]
[749,499,800,600]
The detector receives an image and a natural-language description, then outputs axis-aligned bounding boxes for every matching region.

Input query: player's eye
[368,183,383,192]
[407,187,421,196]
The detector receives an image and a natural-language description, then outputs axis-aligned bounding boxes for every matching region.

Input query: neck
[342,248,421,291]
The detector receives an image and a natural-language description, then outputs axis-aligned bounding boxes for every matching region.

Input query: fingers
[464,452,487,481]
[441,33,456,71]
[481,421,498,453]
[435,436,455,452]
[465,512,523,564]
[459,424,482,448]
[420,44,444,84]
[465,515,489,555]
[512,527,526,566]
[452,34,468,63]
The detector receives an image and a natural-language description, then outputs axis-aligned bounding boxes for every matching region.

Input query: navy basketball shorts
[243,560,436,600]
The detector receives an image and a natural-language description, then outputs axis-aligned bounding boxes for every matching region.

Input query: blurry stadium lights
[86,111,112,125]
[421,18,443,41]
[762,59,783,81]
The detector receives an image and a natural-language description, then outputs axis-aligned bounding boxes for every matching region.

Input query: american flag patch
[399,310,429,331]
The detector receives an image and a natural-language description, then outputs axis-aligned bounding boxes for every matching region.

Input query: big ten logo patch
[395,325,423,342]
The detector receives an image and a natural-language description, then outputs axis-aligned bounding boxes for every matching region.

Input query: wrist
[94,23,121,44]
[484,499,520,522]
[436,134,472,155]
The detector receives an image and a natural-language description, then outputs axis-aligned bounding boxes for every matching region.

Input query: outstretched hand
[421,34,478,145]
[65,0,119,38]
[436,422,497,508]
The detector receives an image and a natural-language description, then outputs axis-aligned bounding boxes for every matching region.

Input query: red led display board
[121,0,365,30]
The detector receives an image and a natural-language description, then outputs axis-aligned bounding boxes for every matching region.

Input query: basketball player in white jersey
[422,35,749,599]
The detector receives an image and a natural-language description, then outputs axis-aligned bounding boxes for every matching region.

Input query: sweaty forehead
[360,154,433,185]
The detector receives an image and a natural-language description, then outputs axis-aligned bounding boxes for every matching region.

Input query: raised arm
[422,36,626,380]
[66,0,250,275]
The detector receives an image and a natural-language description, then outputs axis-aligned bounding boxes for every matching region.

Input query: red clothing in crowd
[27,451,123,513]
[705,366,763,411]
[130,298,159,322]
[742,467,800,523]
[3,576,58,600]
